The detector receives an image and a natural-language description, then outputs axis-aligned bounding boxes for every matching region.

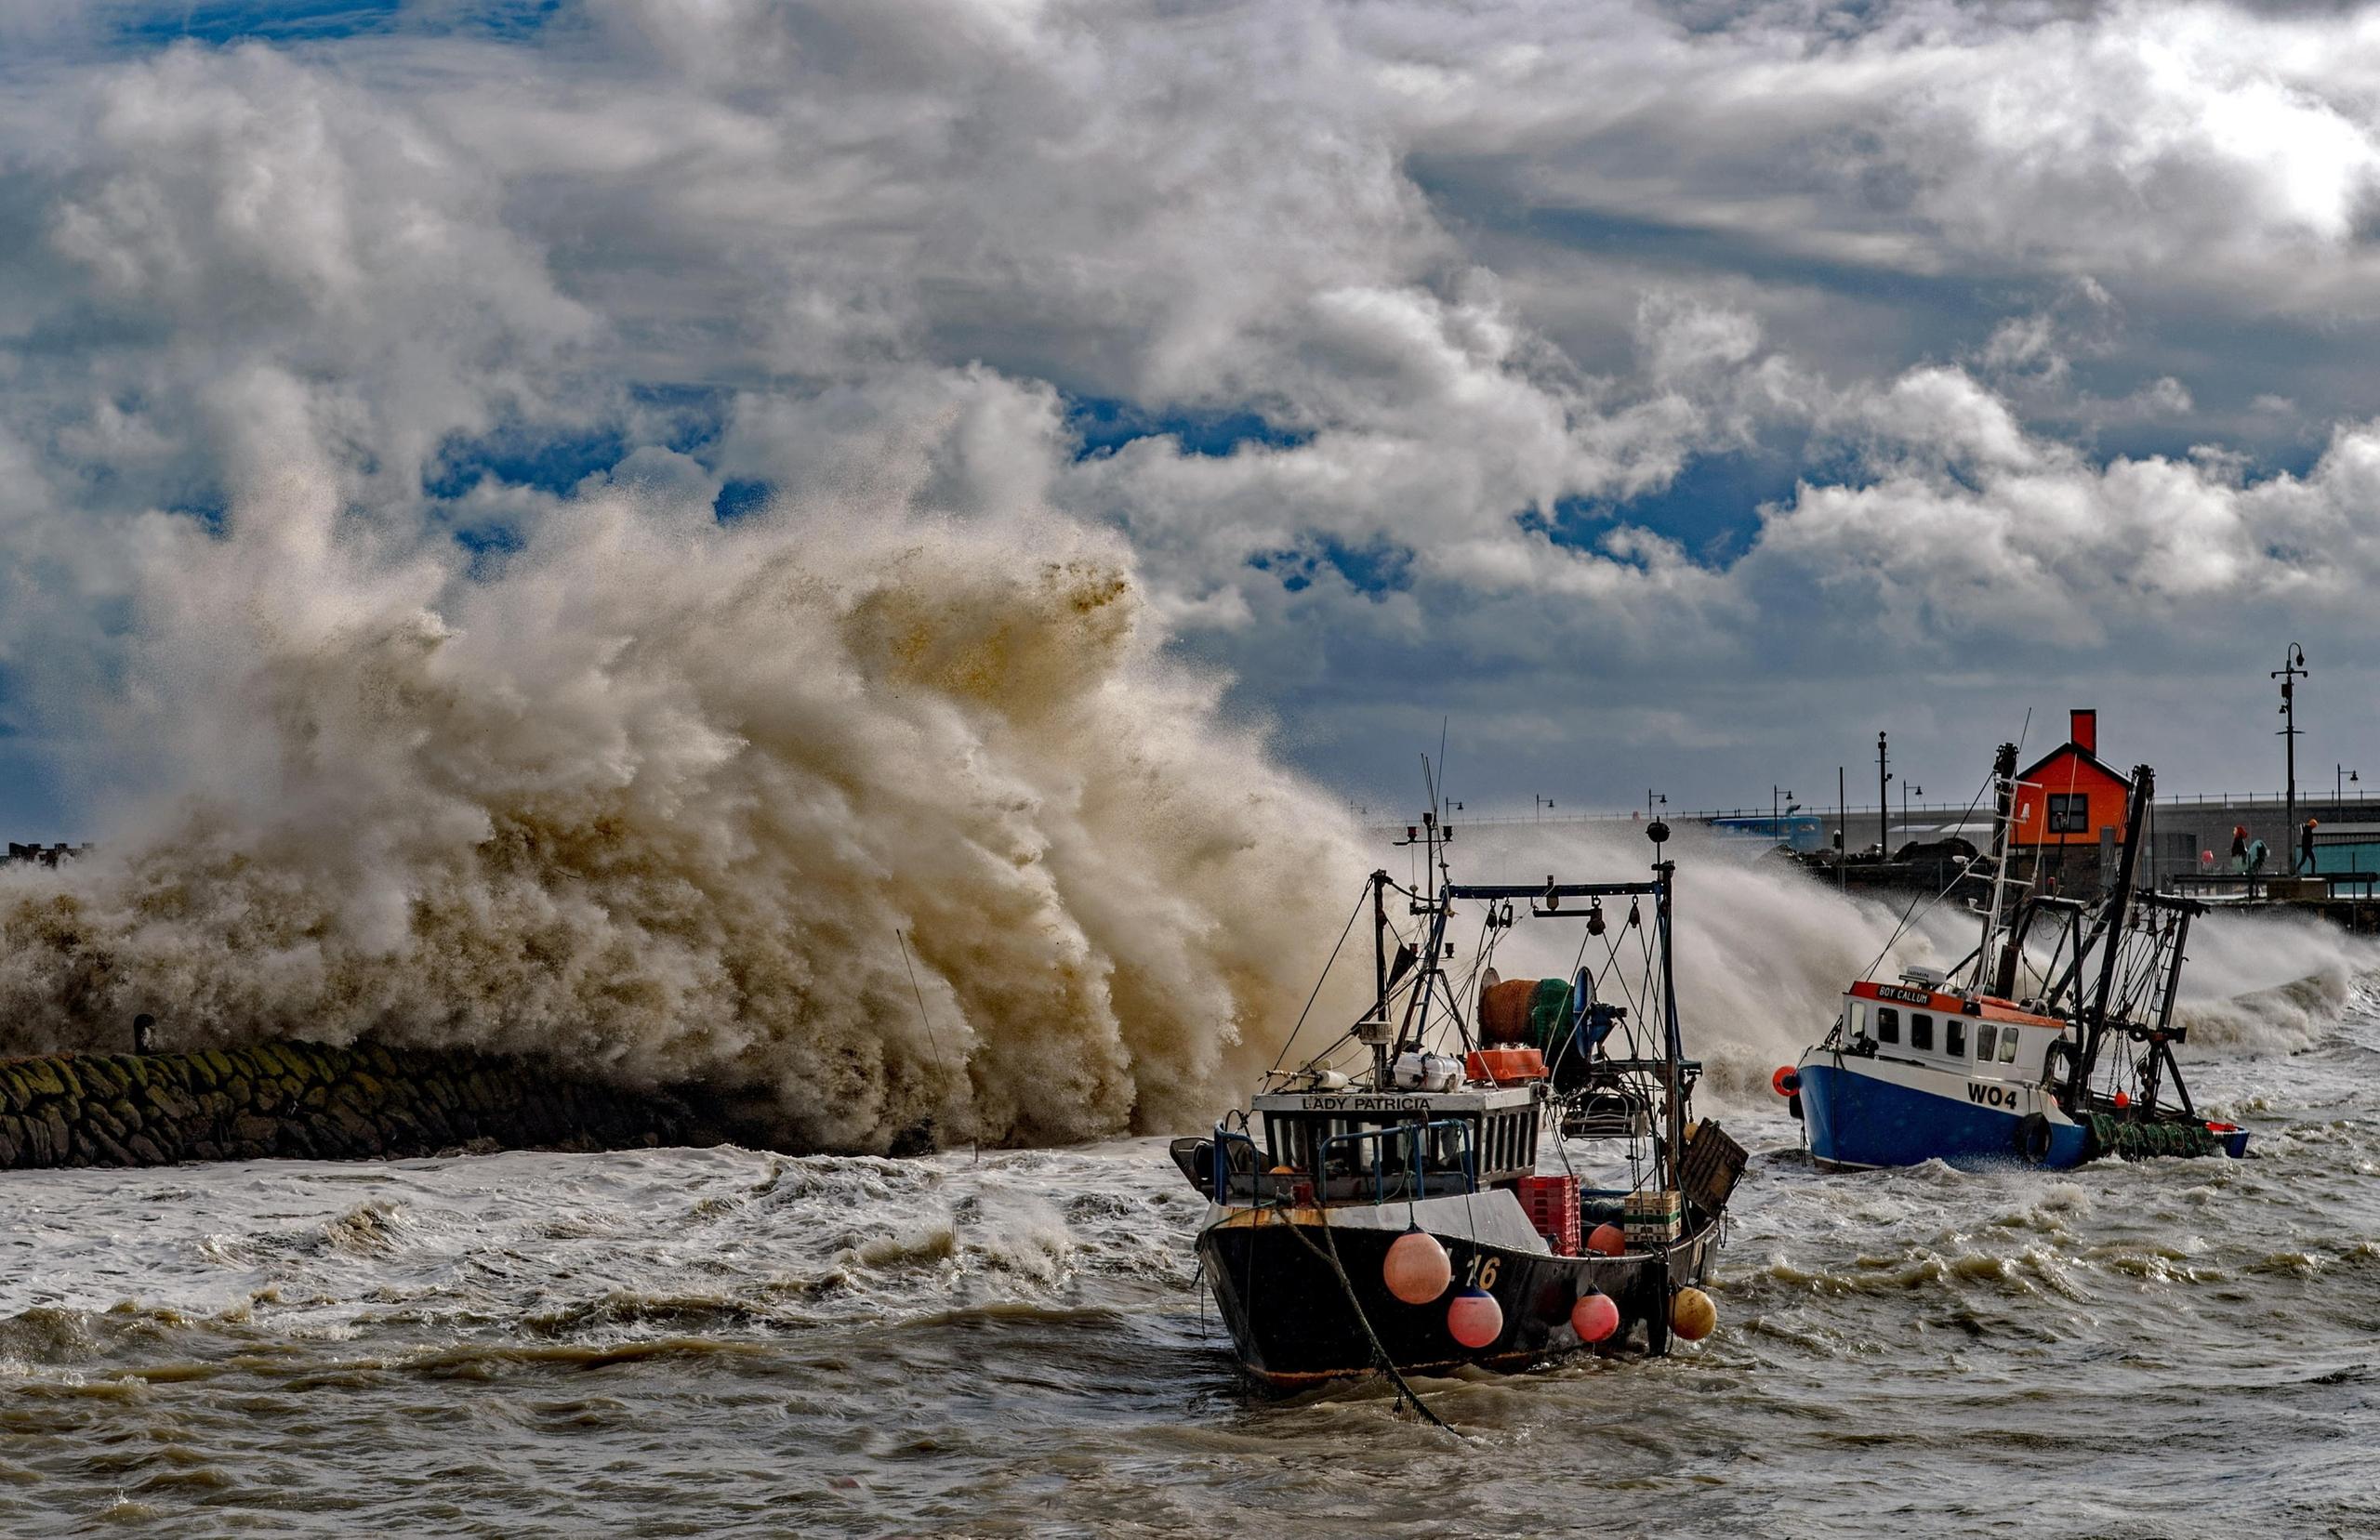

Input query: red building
[2011,710,2133,849]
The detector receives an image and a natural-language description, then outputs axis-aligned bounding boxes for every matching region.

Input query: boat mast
[1977,741,2018,994]
[1369,869,1391,1087]
[2066,763,2154,1109]
[1654,856,1686,1188]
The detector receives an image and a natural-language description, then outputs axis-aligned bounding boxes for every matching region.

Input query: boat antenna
[896,928,975,1164]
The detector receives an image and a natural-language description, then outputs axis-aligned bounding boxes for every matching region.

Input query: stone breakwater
[0,1041,717,1170]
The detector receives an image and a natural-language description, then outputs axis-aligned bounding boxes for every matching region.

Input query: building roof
[2016,740,2133,791]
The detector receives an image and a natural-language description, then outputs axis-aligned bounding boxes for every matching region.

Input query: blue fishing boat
[1783,751,2250,1171]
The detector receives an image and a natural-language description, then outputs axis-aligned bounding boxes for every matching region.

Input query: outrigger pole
[2066,763,2154,1111]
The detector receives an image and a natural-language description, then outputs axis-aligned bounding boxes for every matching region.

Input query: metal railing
[2164,872,2379,899]
[1366,788,2380,837]
[1318,1118,1476,1206]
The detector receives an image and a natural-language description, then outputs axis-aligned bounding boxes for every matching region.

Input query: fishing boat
[1785,747,2250,1171]
[1173,814,1746,1390]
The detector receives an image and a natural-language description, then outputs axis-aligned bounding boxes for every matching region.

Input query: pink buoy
[1447,1285,1503,1349]
[1587,1222,1627,1257]
[1570,1290,1620,1345]
[1382,1228,1451,1305]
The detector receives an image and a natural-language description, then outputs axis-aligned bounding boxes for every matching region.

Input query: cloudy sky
[5,0,2380,836]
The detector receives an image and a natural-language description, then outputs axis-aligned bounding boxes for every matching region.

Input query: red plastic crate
[1516,1174,1581,1257]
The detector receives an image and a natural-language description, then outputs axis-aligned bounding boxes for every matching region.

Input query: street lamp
[1877,731,1891,857]
[2339,766,2360,799]
[1646,789,1665,819]
[1534,795,1554,822]
[2275,643,2308,843]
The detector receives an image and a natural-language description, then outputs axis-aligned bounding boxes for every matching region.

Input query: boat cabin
[1838,980,2067,1084]
[1230,1086,1542,1204]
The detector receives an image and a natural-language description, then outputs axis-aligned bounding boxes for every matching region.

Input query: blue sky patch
[1250,537,1413,598]
[1543,446,1812,562]
[714,479,771,522]
[120,1,403,46]
[426,426,626,499]
[1067,395,1309,460]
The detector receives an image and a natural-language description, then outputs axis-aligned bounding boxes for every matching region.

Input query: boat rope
[895,928,975,1161]
[1268,885,1374,1078]
[1279,1202,1462,1437]
[1858,770,1997,982]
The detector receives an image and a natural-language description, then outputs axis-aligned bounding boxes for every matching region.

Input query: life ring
[2014,1112,2054,1165]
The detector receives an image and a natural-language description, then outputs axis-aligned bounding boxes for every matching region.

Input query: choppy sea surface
[5,977,2377,1539]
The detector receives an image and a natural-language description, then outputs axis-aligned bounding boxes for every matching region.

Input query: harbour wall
[0,1040,719,1172]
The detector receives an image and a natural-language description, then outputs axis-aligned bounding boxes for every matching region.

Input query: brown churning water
[0,883,2372,1535]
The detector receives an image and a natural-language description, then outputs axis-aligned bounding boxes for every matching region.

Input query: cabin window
[1911,1013,1934,1051]
[1875,1007,1899,1044]
[1944,1018,1966,1058]
[1848,1001,1870,1039]
[2047,793,2090,835]
[2000,1030,2019,1063]
[1976,1023,1999,1061]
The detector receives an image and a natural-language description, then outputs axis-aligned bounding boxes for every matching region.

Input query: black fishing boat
[1174,814,1746,1390]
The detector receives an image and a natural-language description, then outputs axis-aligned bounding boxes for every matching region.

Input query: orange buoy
[1447,1285,1503,1349]
[1670,1286,1716,1341]
[1587,1222,1626,1257]
[1570,1290,1620,1344]
[1382,1228,1452,1305]
[2113,1091,2132,1110]
[1772,1065,1801,1097]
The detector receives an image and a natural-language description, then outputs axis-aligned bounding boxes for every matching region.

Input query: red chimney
[2070,709,2097,756]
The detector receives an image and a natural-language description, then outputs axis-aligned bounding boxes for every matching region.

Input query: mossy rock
[14,1060,66,1099]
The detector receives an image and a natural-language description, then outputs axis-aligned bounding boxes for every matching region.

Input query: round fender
[2014,1112,2054,1165]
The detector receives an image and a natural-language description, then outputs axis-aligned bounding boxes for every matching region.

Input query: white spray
[0,469,1368,1152]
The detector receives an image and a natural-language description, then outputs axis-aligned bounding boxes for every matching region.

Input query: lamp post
[1877,731,1891,858]
[1534,795,1554,823]
[1646,788,1665,819]
[1902,781,1923,830]
[2274,644,2307,845]
[2338,766,2360,800]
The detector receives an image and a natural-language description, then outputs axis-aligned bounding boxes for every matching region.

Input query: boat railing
[1317,1118,1476,1207]
[1209,1127,1264,1202]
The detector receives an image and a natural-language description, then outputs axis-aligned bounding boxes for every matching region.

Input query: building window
[1876,1007,1898,1044]
[1911,1013,1934,1051]
[1977,1023,1999,1061]
[2047,793,2090,834]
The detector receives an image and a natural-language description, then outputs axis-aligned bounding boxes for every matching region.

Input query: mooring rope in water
[1273,1201,1461,1436]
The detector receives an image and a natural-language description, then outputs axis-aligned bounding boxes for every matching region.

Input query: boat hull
[1796,1055,2092,1170]
[1196,1202,1719,1390]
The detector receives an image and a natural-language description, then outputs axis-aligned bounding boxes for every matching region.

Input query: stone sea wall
[0,1040,717,1170]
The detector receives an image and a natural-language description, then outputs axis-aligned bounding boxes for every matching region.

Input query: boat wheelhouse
[1177,813,1746,1390]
